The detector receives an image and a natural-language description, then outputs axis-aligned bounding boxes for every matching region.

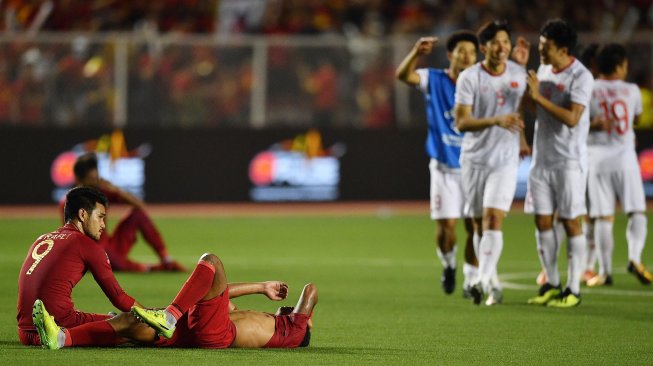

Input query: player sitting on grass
[70,153,185,272]
[17,187,144,346]
[32,252,316,349]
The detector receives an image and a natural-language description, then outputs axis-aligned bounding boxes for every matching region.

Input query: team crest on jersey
[556,83,565,92]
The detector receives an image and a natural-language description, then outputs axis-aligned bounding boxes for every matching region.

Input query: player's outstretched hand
[414,37,438,55]
[263,281,288,301]
[496,113,524,132]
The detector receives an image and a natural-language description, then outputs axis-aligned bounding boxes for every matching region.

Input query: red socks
[65,321,119,347]
[166,260,215,319]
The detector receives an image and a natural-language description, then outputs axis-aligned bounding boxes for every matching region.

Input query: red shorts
[264,313,310,348]
[156,288,236,349]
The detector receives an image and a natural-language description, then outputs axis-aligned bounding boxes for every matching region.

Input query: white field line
[499,271,653,297]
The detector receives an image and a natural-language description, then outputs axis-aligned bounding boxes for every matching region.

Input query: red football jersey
[16,224,135,331]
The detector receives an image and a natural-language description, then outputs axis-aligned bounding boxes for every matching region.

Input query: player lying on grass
[32,252,317,349]
[17,187,144,346]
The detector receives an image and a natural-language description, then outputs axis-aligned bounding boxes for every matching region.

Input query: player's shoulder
[458,63,481,80]
[506,60,527,75]
[570,59,593,79]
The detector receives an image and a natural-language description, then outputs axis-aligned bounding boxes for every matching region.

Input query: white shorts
[461,164,518,218]
[528,166,587,219]
[587,167,646,217]
[429,159,464,220]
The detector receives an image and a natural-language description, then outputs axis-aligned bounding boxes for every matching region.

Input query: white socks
[584,220,597,272]
[567,235,586,295]
[166,310,177,327]
[436,246,457,269]
[594,220,614,276]
[477,230,503,292]
[463,262,478,288]
[627,213,647,264]
[536,229,560,286]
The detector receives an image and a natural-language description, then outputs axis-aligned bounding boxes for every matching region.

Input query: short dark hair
[63,186,108,223]
[73,153,98,181]
[477,20,510,45]
[540,18,577,52]
[579,43,600,69]
[597,43,628,75]
[446,30,479,52]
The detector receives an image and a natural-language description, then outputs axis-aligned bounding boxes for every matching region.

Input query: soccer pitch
[1,207,652,365]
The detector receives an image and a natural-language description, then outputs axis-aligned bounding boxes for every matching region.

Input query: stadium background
[1,1,653,365]
[1,0,653,204]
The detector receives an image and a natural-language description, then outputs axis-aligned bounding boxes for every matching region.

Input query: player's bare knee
[199,253,223,270]
[535,216,553,231]
[303,283,318,304]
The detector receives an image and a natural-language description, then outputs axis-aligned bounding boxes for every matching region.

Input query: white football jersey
[531,59,594,170]
[587,79,642,172]
[455,60,527,168]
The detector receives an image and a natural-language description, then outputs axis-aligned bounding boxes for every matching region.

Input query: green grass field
[1,209,652,365]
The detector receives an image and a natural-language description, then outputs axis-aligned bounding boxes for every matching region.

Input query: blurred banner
[2,127,653,204]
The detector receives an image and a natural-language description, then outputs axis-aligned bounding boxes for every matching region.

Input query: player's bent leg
[198,253,228,301]
[293,283,318,317]
[134,253,225,339]
[292,283,317,348]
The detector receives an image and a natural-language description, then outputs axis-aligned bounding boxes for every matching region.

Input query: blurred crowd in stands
[0,0,652,128]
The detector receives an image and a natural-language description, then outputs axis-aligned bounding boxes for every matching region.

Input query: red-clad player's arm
[81,238,136,311]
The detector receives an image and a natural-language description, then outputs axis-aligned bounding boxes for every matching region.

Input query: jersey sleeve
[570,68,594,107]
[82,241,135,311]
[415,68,429,94]
[455,68,476,106]
[633,85,643,116]
[589,85,600,118]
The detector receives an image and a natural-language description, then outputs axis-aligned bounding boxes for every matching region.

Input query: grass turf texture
[1,211,652,365]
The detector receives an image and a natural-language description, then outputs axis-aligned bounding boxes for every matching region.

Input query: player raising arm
[395,31,479,296]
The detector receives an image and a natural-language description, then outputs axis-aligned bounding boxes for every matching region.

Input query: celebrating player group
[397,18,651,308]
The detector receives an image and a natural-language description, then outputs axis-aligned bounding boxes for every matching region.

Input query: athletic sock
[477,230,503,292]
[595,220,614,276]
[462,262,478,288]
[627,213,647,264]
[584,220,597,271]
[65,321,119,347]
[567,234,586,295]
[436,246,457,269]
[536,229,559,287]
[472,232,480,258]
[553,221,566,247]
[166,260,216,323]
